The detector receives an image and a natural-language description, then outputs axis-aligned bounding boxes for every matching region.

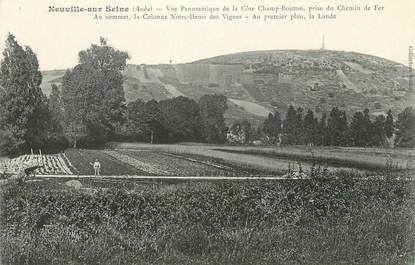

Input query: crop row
[65,149,144,176]
[119,150,233,176]
[0,154,73,175]
[103,150,167,175]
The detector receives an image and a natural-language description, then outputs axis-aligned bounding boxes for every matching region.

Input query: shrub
[174,225,209,256]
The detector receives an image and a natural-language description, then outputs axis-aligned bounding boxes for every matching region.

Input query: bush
[0,129,23,156]
[43,134,70,153]
[174,225,209,256]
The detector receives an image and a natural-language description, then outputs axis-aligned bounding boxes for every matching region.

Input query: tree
[384,109,394,138]
[317,113,328,146]
[327,107,348,146]
[199,94,228,143]
[303,109,318,145]
[61,37,129,146]
[263,111,281,143]
[371,115,386,146]
[143,100,165,143]
[0,33,50,154]
[46,84,69,151]
[122,99,148,141]
[227,120,252,144]
[61,68,88,148]
[295,107,305,144]
[349,109,384,147]
[160,96,202,142]
[361,108,373,146]
[282,106,305,145]
[121,99,169,143]
[49,84,64,133]
[349,111,365,146]
[395,107,415,147]
[282,106,297,145]
[0,130,17,155]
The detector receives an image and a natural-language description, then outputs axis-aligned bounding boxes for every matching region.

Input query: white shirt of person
[93,161,101,168]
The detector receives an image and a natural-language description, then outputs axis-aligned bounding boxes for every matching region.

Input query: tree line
[258,105,415,148]
[1,34,414,155]
[0,35,228,155]
[115,95,228,145]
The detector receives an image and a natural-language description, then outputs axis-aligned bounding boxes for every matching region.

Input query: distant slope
[40,69,66,95]
[41,49,415,124]
[229,99,271,117]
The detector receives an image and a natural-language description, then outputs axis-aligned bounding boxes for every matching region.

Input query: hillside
[40,49,415,124]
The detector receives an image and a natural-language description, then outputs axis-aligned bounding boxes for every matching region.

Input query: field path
[37,175,289,180]
[336,69,361,93]
[0,175,291,186]
[228,98,271,117]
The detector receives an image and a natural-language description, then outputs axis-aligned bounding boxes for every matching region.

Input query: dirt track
[0,174,290,186]
[37,174,288,180]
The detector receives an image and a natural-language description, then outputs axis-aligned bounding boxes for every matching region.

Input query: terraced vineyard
[41,50,415,125]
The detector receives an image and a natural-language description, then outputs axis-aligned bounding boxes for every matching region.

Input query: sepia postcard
[0,0,414,264]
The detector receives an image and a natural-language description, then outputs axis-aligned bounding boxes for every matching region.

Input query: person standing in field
[90,159,101,176]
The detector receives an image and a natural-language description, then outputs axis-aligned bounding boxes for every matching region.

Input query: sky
[0,0,414,70]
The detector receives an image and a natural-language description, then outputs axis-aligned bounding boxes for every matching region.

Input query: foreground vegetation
[1,170,414,265]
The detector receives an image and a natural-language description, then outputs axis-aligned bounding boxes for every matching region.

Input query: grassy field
[65,149,145,176]
[111,143,313,174]
[216,145,415,170]
[1,170,414,265]
[111,143,415,175]
[213,148,410,172]
[64,148,284,177]
[1,144,413,177]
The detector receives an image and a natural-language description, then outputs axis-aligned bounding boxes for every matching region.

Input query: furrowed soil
[65,149,147,176]
[112,143,415,174]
